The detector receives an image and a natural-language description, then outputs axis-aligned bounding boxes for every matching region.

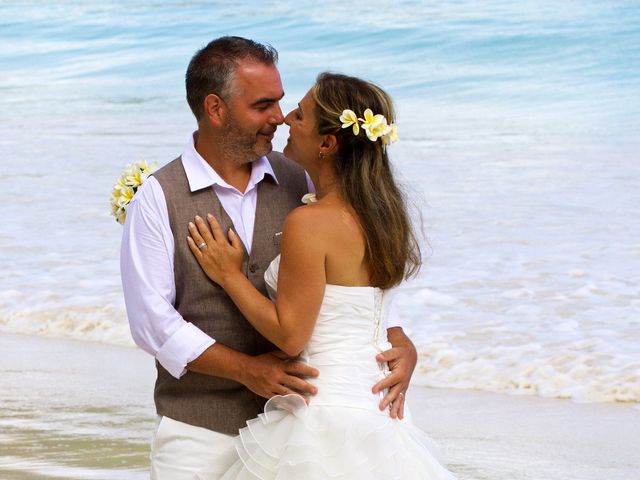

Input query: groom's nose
[269,103,285,125]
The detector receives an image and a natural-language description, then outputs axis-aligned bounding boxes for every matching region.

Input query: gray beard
[219,116,272,166]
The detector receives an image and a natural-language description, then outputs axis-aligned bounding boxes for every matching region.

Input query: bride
[187,72,456,479]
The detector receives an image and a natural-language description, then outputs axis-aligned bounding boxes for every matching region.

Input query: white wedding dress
[221,255,456,479]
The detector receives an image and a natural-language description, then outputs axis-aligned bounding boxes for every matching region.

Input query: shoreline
[1,333,638,479]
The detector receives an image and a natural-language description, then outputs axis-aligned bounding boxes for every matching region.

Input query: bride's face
[283,90,323,167]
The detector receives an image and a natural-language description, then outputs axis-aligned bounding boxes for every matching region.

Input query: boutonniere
[301,193,317,205]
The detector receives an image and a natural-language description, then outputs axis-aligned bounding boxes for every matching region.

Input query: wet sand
[1,334,638,479]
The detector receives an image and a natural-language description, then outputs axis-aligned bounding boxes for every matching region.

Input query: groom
[121,36,417,479]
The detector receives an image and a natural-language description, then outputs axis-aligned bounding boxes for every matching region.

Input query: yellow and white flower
[301,193,317,205]
[124,160,155,187]
[381,123,398,145]
[360,109,392,142]
[112,205,126,225]
[109,160,157,225]
[339,109,360,135]
[116,185,135,208]
[338,108,397,145]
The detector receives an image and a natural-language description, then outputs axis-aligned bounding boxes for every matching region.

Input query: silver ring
[197,242,207,249]
[399,392,405,397]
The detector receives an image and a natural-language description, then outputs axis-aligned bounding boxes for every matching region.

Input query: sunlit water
[1,0,639,417]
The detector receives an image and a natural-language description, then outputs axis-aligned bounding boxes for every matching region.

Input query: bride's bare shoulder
[283,202,363,246]
[284,202,345,229]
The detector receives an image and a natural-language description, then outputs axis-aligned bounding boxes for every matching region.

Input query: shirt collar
[181,132,278,193]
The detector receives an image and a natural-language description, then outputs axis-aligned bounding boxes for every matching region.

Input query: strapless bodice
[264,255,392,411]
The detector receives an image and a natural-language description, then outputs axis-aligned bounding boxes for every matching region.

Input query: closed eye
[252,92,285,111]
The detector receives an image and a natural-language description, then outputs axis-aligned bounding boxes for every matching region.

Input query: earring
[319,152,326,160]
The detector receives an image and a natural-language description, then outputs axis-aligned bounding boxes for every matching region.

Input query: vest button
[249,264,259,273]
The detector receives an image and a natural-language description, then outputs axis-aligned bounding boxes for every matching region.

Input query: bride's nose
[284,110,294,126]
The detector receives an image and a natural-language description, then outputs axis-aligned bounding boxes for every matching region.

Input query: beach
[1,333,638,480]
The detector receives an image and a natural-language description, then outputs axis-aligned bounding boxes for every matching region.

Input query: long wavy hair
[311,72,421,289]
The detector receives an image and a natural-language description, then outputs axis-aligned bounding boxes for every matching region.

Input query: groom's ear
[203,94,225,126]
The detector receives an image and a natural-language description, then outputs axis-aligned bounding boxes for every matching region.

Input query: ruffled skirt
[220,395,456,479]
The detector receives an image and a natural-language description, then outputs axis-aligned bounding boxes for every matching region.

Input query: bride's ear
[319,134,338,158]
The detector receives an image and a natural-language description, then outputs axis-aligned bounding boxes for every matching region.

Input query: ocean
[1,0,639,405]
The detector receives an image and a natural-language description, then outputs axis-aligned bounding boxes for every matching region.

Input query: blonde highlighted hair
[311,72,421,289]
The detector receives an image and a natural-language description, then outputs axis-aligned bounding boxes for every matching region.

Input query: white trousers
[150,416,238,480]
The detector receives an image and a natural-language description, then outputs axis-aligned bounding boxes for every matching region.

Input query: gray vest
[152,151,308,434]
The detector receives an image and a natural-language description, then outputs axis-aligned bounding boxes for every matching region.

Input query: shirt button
[249,264,259,273]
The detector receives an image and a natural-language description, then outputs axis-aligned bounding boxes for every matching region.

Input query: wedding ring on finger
[198,242,207,249]
[398,391,405,397]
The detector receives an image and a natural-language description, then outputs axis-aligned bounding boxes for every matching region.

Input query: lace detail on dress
[372,290,391,390]
[372,289,384,347]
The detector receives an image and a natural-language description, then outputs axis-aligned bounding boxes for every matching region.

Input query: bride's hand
[187,214,244,288]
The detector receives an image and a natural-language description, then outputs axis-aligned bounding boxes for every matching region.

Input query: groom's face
[221,61,285,163]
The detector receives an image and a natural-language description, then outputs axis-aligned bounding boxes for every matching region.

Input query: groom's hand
[241,352,319,401]
[372,328,417,420]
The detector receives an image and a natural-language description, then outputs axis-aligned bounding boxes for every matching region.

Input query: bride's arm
[188,209,325,357]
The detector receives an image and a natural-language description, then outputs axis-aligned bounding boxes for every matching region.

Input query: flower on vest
[301,193,317,205]
[110,160,157,225]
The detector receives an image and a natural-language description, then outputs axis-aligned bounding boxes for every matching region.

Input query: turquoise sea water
[1,1,639,402]
[2,1,639,136]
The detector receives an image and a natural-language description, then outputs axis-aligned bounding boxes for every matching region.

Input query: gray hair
[185,36,278,120]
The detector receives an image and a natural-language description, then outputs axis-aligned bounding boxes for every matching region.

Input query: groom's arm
[188,344,318,399]
[121,177,216,378]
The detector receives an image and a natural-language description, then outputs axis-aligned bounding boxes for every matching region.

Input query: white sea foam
[0,295,133,346]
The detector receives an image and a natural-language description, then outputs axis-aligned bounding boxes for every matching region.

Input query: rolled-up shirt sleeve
[120,177,215,378]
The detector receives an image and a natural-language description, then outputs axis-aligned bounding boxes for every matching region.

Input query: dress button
[249,264,259,273]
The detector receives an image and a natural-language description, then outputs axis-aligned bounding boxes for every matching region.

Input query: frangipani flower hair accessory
[339,109,360,136]
[339,108,398,144]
